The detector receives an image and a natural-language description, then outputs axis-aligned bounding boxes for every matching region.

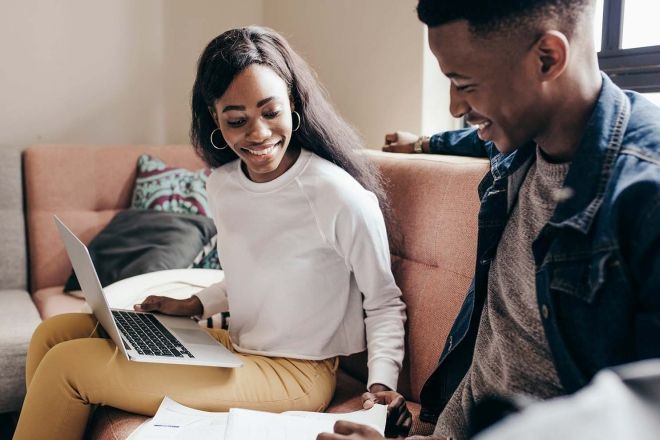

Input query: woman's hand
[382,131,419,153]
[363,384,412,438]
[134,295,203,317]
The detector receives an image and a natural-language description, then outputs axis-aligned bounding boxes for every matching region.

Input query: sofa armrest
[0,289,41,413]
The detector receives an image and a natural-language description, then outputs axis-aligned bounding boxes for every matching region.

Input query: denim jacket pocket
[549,251,615,303]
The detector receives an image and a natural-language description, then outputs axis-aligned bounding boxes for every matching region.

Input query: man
[318,0,660,439]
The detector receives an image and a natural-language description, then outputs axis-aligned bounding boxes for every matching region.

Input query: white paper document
[127,397,229,439]
[128,396,387,440]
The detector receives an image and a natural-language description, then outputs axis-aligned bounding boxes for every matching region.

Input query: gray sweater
[436,148,570,439]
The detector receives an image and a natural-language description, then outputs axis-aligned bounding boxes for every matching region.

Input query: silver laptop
[54,216,242,368]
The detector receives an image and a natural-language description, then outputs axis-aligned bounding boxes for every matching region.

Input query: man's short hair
[417,0,593,38]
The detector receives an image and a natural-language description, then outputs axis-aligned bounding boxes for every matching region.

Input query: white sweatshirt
[195,149,406,391]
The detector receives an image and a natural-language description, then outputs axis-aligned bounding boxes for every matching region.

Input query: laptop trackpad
[173,329,213,345]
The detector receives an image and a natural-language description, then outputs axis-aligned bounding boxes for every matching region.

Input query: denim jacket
[419,74,660,423]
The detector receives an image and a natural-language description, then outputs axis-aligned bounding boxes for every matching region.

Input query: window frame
[598,0,660,93]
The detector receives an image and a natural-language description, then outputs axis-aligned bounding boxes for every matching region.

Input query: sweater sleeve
[334,192,407,391]
[194,278,229,319]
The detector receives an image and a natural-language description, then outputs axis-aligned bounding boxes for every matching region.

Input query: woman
[15,26,408,439]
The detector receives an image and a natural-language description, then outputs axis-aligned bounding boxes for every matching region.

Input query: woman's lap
[30,313,337,415]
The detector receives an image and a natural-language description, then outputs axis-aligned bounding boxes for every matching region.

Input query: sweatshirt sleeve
[334,192,407,391]
[194,278,229,319]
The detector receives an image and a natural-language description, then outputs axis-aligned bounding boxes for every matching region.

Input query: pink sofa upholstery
[22,144,489,438]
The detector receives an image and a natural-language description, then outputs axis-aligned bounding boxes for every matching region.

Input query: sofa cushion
[24,145,207,292]
[0,289,41,413]
[32,286,86,319]
[368,152,489,402]
[63,209,217,292]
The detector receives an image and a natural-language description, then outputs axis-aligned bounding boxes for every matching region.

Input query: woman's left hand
[362,384,412,437]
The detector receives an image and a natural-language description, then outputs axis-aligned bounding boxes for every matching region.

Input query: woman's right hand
[382,131,419,153]
[362,390,412,437]
[134,295,203,317]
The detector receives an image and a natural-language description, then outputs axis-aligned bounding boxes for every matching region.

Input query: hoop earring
[292,111,301,132]
[210,128,228,150]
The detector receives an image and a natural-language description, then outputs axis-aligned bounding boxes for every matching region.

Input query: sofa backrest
[370,152,489,402]
[23,144,490,405]
[24,145,206,292]
[0,145,28,290]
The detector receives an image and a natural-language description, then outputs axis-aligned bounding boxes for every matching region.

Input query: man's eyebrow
[222,97,277,113]
[446,72,471,80]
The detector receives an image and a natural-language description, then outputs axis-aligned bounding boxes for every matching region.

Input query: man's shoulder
[620,91,660,165]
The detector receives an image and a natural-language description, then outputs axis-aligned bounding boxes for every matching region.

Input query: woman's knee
[32,338,116,395]
[32,313,98,348]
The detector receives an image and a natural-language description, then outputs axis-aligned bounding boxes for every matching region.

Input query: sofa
[0,145,42,418]
[19,144,489,438]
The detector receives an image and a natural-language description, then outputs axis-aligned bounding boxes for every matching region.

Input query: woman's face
[213,64,297,183]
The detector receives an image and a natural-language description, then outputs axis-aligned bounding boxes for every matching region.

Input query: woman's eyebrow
[257,96,276,107]
[222,105,245,113]
[222,97,277,113]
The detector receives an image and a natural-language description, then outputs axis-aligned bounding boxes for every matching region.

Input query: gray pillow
[64,209,217,292]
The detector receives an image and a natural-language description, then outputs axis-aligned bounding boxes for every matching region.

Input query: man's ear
[534,30,569,81]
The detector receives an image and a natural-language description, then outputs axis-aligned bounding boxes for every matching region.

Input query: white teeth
[246,144,278,156]
[477,121,491,130]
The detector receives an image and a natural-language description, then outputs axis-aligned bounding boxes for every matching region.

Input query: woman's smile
[240,140,283,163]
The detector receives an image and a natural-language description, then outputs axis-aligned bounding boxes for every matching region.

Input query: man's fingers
[384,132,398,144]
[382,144,393,152]
[333,420,368,436]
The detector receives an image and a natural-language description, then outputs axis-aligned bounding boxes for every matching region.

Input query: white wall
[264,0,427,148]
[0,0,263,147]
[0,0,453,150]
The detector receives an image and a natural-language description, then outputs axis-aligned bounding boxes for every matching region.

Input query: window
[596,0,660,95]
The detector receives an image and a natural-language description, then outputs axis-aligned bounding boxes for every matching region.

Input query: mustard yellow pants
[14,313,338,439]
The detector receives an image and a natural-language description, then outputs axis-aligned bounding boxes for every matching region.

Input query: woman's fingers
[134,295,163,312]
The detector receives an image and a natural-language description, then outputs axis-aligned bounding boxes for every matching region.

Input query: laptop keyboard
[112,310,194,358]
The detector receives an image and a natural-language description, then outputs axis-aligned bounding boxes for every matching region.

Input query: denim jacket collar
[489,74,631,235]
[548,74,631,234]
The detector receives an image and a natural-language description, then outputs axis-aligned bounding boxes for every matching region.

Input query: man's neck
[535,70,602,163]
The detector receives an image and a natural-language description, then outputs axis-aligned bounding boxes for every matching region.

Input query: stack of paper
[128,397,387,440]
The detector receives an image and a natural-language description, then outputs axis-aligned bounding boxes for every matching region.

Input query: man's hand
[317,420,386,439]
[134,295,203,317]
[362,387,412,437]
[382,131,420,153]
[316,421,447,440]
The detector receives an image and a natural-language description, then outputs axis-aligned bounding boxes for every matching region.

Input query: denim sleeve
[624,177,660,359]
[429,128,493,158]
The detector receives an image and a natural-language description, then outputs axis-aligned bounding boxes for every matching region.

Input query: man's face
[428,21,546,153]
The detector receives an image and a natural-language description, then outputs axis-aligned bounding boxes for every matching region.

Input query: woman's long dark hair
[190,26,389,215]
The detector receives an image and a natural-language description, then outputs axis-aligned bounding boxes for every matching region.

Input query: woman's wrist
[368,383,391,393]
[187,295,204,316]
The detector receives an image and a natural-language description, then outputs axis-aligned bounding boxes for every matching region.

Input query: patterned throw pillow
[131,154,221,270]
[131,154,212,216]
